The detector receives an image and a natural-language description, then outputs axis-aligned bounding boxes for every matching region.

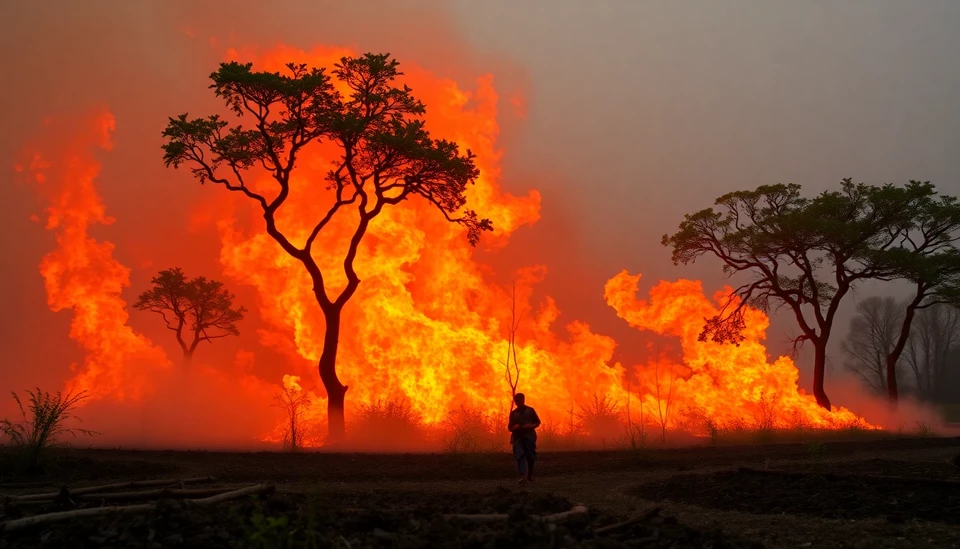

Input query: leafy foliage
[161,54,491,276]
[662,178,940,408]
[840,184,960,401]
[134,267,246,360]
[1,389,99,471]
[663,180,928,346]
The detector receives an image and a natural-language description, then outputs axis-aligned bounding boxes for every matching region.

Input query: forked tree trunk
[885,292,924,405]
[319,306,348,442]
[813,341,831,410]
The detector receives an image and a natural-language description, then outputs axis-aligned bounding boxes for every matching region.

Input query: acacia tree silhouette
[161,54,492,440]
[134,267,246,362]
[663,180,932,409]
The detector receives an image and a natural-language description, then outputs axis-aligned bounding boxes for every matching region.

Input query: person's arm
[507,411,516,432]
[529,408,542,429]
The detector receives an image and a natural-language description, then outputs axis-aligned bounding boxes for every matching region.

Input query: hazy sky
[2,1,960,393]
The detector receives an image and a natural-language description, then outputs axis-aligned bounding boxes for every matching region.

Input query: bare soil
[1,436,959,548]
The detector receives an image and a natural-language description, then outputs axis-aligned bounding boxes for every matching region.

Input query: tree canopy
[862,183,960,400]
[161,54,492,439]
[662,179,935,409]
[134,267,246,361]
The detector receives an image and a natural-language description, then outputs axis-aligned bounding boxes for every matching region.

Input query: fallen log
[0,483,273,533]
[594,506,662,535]
[737,467,960,487]
[81,486,237,503]
[8,477,216,502]
[736,467,807,478]
[0,482,53,490]
[182,484,274,507]
[443,504,589,523]
[541,504,589,523]
[8,486,240,507]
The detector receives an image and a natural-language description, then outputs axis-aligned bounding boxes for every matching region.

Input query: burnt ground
[1,437,959,547]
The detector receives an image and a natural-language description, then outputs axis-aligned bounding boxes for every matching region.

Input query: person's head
[514,393,525,407]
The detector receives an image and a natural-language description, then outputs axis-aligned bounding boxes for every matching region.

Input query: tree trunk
[319,306,348,442]
[886,291,924,405]
[813,342,831,410]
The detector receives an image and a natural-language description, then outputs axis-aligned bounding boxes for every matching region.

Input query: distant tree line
[663,179,960,408]
[842,298,960,403]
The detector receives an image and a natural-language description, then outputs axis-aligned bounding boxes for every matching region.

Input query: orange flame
[197,44,871,439]
[20,110,169,402]
[604,271,871,430]
[20,45,874,448]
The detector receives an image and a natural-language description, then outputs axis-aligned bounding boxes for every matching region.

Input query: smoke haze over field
[1,1,958,448]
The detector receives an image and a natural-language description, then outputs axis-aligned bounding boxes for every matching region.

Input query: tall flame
[19,111,169,403]
[604,271,868,430]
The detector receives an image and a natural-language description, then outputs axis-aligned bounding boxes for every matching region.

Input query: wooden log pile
[0,477,275,533]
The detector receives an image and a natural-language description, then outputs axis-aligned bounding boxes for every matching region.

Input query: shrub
[913,420,938,438]
[272,383,315,452]
[1,388,99,472]
[442,405,504,454]
[350,398,427,451]
[577,393,623,441]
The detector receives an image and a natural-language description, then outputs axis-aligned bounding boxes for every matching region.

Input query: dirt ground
[2,436,959,548]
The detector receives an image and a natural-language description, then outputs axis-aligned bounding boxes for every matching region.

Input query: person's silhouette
[507,393,541,482]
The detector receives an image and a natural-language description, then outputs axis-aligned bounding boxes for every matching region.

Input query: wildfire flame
[19,43,872,449]
[604,272,869,430]
[19,111,170,403]
[202,44,870,437]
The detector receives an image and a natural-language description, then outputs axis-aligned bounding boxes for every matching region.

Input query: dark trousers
[513,435,536,477]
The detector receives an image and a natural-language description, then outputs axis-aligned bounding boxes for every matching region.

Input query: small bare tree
[653,347,676,443]
[753,389,781,431]
[273,376,312,452]
[501,281,525,410]
[624,377,648,449]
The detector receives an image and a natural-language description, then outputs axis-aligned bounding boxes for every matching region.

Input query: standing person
[508,393,541,483]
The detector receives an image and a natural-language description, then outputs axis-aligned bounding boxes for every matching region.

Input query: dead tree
[501,281,525,410]
[653,346,676,443]
[272,377,312,451]
[625,377,648,449]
